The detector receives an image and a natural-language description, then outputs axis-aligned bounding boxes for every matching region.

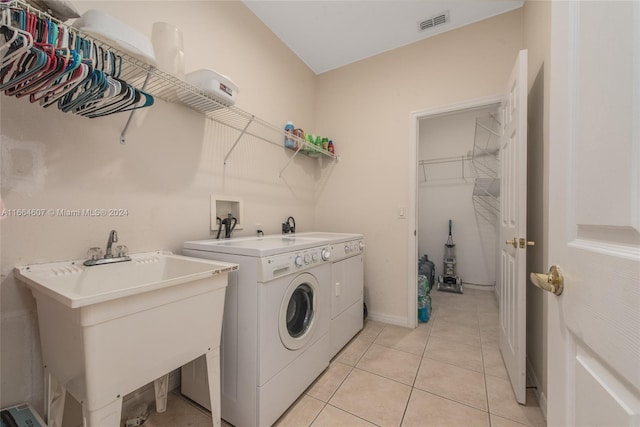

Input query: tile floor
[146,288,546,427]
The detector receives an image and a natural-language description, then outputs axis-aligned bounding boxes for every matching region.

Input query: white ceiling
[243,1,524,74]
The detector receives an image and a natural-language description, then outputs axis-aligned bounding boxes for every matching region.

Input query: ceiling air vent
[418,11,449,32]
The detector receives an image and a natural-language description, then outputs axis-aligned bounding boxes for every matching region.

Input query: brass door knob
[505,239,518,248]
[530,265,564,295]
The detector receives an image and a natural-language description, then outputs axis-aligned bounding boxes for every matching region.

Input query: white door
[499,49,528,404]
[546,1,640,425]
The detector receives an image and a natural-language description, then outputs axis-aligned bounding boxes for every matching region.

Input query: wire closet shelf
[2,0,337,166]
[418,112,502,224]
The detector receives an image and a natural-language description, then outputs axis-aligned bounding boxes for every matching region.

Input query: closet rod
[419,155,473,183]
[419,155,472,166]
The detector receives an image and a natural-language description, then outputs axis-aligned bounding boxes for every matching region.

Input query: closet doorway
[418,103,501,293]
[407,95,502,329]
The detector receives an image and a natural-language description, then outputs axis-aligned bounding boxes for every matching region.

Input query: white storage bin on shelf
[184,69,239,107]
[72,9,157,65]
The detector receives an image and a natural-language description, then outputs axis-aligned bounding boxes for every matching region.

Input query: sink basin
[15,250,237,308]
[15,251,238,427]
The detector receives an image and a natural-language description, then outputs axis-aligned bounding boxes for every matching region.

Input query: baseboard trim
[526,357,547,420]
[463,283,496,292]
[366,311,409,327]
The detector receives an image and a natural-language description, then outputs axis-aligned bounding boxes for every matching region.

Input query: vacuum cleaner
[436,219,463,294]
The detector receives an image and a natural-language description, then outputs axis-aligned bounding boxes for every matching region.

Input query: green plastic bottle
[305,134,314,153]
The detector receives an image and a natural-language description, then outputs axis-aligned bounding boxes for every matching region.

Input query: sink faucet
[105,230,118,258]
[84,229,131,266]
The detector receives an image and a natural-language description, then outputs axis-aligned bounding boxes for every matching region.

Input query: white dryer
[296,233,365,357]
[181,236,331,427]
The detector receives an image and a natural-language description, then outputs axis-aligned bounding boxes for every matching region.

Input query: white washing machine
[297,233,365,357]
[181,236,331,427]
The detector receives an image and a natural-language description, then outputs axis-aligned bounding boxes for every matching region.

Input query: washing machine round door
[279,272,318,350]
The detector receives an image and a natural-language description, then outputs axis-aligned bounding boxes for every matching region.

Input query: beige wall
[523,0,551,416]
[0,0,320,410]
[314,10,524,324]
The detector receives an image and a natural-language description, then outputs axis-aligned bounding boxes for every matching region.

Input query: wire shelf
[472,113,501,224]
[3,0,337,166]
[98,38,337,161]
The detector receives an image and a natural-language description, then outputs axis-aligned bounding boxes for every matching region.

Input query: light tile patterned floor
[147,289,546,427]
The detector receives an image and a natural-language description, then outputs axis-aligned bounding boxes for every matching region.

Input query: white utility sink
[15,251,238,427]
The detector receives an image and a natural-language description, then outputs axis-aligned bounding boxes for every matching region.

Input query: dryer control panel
[330,239,365,262]
[259,246,330,281]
